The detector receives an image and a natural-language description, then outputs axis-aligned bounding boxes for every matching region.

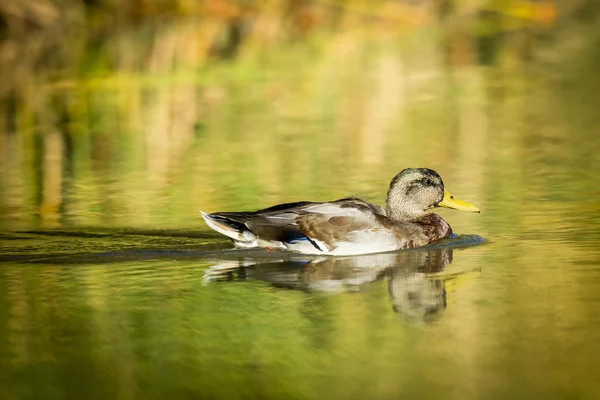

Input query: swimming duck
[200,168,479,255]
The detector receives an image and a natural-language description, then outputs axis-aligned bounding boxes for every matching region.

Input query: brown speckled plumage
[201,168,478,255]
[416,213,452,242]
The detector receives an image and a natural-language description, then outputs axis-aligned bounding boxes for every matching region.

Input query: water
[2,12,600,400]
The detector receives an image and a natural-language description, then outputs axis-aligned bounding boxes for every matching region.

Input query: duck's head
[386,168,479,221]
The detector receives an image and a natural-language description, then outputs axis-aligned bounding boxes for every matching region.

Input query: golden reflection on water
[2,2,600,398]
[0,3,586,232]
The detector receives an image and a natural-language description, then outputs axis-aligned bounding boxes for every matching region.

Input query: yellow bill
[438,190,480,213]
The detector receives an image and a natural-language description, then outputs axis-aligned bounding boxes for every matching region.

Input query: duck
[200,168,479,256]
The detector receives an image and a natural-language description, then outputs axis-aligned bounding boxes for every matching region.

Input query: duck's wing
[201,201,323,249]
[292,199,434,254]
[201,198,398,254]
[293,210,401,255]
[201,201,320,245]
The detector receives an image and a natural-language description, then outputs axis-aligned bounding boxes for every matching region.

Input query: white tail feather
[199,210,255,242]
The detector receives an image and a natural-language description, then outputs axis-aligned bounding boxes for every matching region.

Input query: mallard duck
[200,168,479,255]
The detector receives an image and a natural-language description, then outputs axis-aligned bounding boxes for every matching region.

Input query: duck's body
[201,168,479,256]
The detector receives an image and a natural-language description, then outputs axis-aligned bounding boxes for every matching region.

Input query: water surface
[2,12,600,400]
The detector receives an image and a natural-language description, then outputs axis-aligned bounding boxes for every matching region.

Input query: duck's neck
[386,196,427,222]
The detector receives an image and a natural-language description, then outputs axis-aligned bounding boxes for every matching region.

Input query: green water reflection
[2,3,600,399]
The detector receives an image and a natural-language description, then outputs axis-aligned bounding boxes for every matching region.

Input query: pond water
[2,16,600,400]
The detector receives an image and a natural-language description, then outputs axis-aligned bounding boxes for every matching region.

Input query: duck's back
[201,197,450,255]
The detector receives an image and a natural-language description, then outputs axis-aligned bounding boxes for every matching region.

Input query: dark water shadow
[0,227,484,265]
[0,228,228,264]
[204,236,484,323]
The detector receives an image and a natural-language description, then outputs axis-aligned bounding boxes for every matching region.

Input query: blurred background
[1,0,597,231]
[2,1,600,399]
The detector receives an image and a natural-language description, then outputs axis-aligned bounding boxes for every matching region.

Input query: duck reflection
[386,249,451,323]
[204,247,473,323]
